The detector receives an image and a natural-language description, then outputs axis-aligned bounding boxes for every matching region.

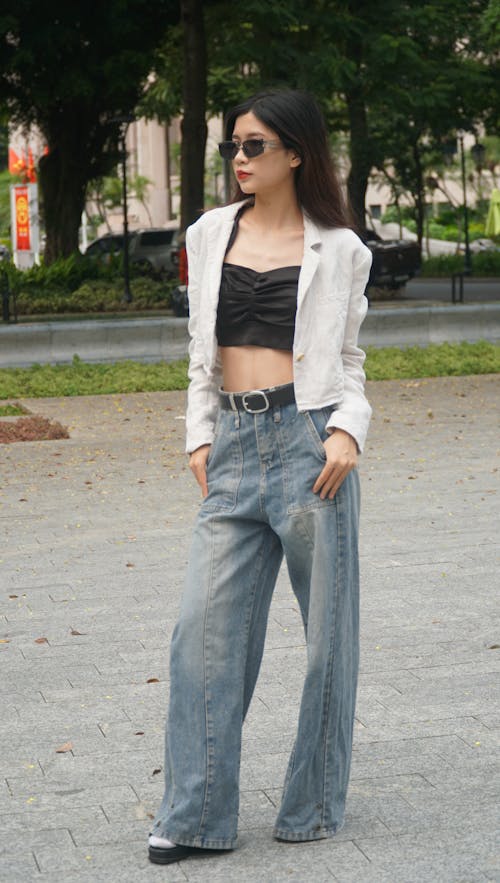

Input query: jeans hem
[273,819,344,842]
[150,829,236,850]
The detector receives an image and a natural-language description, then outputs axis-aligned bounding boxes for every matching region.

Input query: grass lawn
[0,342,498,400]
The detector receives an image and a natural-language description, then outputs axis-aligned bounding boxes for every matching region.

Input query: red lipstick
[236,171,251,181]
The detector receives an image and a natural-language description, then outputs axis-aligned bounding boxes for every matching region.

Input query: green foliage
[0,403,26,416]
[0,1,179,260]
[0,344,498,401]
[381,205,415,225]
[16,277,173,315]
[420,251,500,276]
[0,168,13,238]
[0,252,175,314]
[472,249,500,275]
[4,253,119,295]
[138,24,183,123]
[365,342,500,381]
[0,356,190,399]
[382,202,492,242]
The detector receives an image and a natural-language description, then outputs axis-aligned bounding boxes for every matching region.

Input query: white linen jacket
[185,200,373,454]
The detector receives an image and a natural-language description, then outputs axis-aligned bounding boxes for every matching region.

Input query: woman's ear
[290,154,302,168]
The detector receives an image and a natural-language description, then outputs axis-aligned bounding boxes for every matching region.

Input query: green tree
[0,0,178,263]
[140,0,499,233]
[367,1,497,247]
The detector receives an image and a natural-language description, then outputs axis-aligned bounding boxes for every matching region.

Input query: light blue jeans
[152,395,360,848]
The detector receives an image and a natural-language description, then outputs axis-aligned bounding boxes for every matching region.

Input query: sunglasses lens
[219,140,267,160]
[242,140,265,158]
[218,142,237,160]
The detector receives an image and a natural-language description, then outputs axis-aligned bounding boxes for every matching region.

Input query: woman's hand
[312,429,358,500]
[189,444,211,498]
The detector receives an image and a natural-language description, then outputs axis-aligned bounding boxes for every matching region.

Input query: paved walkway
[1,375,499,882]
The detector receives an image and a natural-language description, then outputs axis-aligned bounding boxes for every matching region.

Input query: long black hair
[224,89,355,231]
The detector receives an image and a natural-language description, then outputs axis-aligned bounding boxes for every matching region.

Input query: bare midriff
[220,345,294,392]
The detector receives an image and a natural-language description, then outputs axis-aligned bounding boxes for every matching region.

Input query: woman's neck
[245,189,303,233]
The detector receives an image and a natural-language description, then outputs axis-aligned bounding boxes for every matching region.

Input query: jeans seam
[197,516,216,838]
[241,529,274,718]
[320,492,343,826]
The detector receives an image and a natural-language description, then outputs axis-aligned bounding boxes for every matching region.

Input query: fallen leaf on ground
[147,678,159,684]
[70,628,86,636]
[34,637,49,644]
[0,416,69,444]
[55,741,73,753]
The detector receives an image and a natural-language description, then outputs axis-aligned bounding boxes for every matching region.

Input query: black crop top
[216,204,301,350]
[216,263,300,350]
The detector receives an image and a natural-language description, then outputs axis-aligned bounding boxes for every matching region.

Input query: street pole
[120,129,132,304]
[458,132,472,274]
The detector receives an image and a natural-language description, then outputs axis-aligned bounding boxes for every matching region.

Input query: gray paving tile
[0,377,498,882]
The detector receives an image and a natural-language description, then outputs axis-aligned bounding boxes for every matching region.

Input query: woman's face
[230,111,301,197]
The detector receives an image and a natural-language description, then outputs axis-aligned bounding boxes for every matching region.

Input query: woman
[149,89,372,865]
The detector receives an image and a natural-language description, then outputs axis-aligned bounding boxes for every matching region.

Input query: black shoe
[148,842,223,865]
[148,843,195,864]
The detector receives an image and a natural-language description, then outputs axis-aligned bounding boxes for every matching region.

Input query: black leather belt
[219,384,295,414]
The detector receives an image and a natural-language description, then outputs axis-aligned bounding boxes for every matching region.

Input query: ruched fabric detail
[216,262,300,351]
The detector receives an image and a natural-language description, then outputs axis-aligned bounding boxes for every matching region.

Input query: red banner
[15,186,31,251]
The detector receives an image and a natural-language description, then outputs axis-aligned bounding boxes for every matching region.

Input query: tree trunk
[180,0,207,231]
[412,141,425,254]
[38,109,96,264]
[39,147,87,263]
[346,87,372,232]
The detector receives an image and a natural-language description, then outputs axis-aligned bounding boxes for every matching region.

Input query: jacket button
[296,352,305,362]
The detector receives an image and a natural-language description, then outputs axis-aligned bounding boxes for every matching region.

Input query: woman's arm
[325,245,372,453]
[184,223,222,455]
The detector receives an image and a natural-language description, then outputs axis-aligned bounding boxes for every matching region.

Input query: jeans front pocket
[283,407,338,515]
[302,408,333,460]
[202,411,242,514]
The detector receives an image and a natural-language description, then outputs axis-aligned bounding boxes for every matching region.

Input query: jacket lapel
[297,214,321,308]
[206,220,232,309]
[202,202,247,365]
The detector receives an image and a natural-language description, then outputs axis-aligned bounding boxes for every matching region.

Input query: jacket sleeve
[184,223,222,454]
[326,244,372,452]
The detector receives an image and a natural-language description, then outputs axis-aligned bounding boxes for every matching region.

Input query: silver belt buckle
[241,389,270,414]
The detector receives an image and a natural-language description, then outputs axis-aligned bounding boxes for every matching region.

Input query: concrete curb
[0,316,189,368]
[0,303,498,368]
[359,302,500,348]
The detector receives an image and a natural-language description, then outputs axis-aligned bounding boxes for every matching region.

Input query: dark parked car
[363,229,421,298]
[171,284,189,317]
[85,226,179,277]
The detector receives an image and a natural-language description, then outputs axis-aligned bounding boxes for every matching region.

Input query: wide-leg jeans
[152,398,360,848]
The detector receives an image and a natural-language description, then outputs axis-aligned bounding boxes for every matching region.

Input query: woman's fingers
[313,462,348,499]
[188,444,211,498]
[312,430,357,499]
[195,465,209,498]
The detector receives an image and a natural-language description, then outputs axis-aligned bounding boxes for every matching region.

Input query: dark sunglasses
[218,139,281,160]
